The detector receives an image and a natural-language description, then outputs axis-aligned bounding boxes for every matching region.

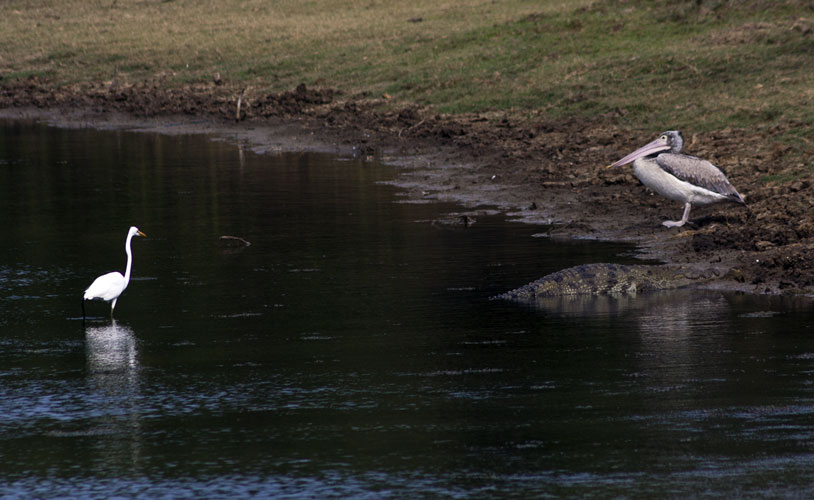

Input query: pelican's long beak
[606,137,671,169]
[137,230,147,238]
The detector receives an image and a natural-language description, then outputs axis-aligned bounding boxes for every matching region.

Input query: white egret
[82,226,147,319]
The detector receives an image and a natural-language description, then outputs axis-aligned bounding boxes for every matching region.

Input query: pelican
[82,226,147,319]
[607,130,746,227]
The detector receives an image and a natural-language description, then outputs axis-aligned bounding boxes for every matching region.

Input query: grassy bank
[1,1,812,145]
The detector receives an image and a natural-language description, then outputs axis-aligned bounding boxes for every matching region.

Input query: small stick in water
[219,235,251,247]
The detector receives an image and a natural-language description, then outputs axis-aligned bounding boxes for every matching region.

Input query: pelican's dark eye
[660,135,668,141]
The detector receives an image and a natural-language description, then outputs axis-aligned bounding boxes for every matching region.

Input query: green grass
[761,171,809,184]
[1,0,811,149]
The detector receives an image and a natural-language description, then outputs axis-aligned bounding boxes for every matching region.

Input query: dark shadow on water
[518,288,735,318]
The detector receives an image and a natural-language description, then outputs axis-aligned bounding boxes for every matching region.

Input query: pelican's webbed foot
[662,202,692,228]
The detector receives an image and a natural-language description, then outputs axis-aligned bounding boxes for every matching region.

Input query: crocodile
[496,263,719,301]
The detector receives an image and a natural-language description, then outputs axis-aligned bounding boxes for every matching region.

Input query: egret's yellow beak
[138,230,147,238]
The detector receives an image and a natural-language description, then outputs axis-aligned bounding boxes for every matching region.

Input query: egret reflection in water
[85,320,139,378]
[85,320,143,472]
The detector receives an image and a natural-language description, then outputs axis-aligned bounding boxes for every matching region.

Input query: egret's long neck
[123,232,135,286]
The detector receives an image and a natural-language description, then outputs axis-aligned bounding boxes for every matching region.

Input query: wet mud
[2,77,812,295]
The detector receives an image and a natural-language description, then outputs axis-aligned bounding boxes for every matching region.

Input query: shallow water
[1,121,813,498]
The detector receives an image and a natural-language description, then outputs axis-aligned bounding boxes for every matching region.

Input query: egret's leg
[110,298,118,317]
[82,298,86,322]
[662,202,692,228]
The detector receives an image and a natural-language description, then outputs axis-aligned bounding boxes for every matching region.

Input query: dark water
[1,121,813,499]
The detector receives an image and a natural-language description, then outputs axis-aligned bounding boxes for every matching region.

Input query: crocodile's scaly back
[496,263,716,302]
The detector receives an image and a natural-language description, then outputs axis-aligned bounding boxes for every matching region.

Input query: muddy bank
[1,78,812,295]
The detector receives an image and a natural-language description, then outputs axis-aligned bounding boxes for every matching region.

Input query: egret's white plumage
[83,226,146,318]
[608,131,746,227]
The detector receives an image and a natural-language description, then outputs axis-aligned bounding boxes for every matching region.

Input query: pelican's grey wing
[656,153,745,204]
